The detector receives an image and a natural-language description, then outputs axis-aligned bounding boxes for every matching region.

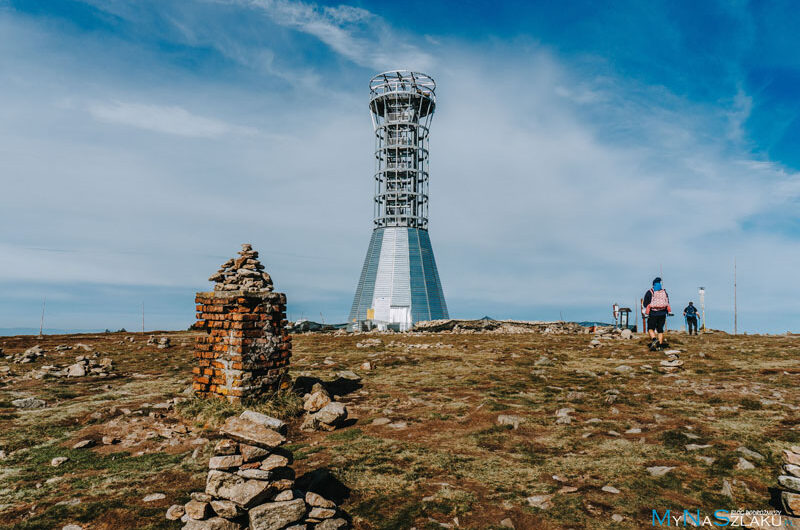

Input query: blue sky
[1,0,799,333]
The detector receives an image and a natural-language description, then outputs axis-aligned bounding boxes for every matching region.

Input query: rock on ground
[497,414,523,429]
[220,417,285,449]
[12,397,46,409]
[142,493,166,502]
[239,410,287,434]
[526,494,553,509]
[248,498,306,530]
[182,517,242,530]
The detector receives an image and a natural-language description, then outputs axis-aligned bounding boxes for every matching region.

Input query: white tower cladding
[349,71,448,330]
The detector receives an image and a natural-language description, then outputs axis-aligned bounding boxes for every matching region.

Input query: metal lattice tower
[349,71,448,330]
[369,71,435,229]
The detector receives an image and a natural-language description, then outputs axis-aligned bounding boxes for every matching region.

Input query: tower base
[349,227,448,331]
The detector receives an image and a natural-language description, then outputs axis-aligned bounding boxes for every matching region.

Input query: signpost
[698,286,705,332]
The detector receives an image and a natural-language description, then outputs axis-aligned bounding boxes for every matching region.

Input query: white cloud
[87,101,258,137]
[234,0,434,71]
[2,4,800,332]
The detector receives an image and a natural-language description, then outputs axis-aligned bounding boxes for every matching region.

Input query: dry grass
[0,329,798,528]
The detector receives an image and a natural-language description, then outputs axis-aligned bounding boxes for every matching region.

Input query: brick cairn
[193,244,291,402]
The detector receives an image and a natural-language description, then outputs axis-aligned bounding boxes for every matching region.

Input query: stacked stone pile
[167,411,348,529]
[194,245,291,403]
[11,345,45,363]
[659,349,684,374]
[21,354,114,380]
[66,355,113,377]
[300,384,348,432]
[588,327,635,348]
[147,336,171,349]
[209,244,273,292]
[413,319,585,334]
[778,446,800,517]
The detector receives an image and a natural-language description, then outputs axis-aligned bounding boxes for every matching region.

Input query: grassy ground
[0,329,798,529]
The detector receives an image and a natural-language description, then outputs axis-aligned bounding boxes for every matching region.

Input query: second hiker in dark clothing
[643,277,671,350]
[684,301,699,335]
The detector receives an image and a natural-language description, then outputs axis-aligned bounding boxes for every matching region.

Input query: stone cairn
[167,410,348,529]
[194,245,291,402]
[778,446,800,518]
[300,383,348,432]
[659,349,684,373]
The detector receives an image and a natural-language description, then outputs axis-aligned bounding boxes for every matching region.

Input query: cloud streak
[87,101,258,137]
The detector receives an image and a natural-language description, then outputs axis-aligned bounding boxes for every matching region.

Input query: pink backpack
[650,289,669,310]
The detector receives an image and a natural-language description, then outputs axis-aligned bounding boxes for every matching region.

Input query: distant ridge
[0,328,105,337]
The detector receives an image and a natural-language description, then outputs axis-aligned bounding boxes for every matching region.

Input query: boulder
[306,492,336,509]
[236,469,273,480]
[240,444,271,463]
[273,490,294,502]
[646,466,675,477]
[214,439,239,456]
[192,492,213,502]
[779,475,800,493]
[209,455,243,471]
[220,417,285,449]
[260,454,289,471]
[309,507,337,519]
[782,491,800,517]
[784,450,800,466]
[166,505,185,520]
[737,446,764,461]
[313,402,347,426]
[66,363,87,377]
[248,499,306,530]
[12,397,46,409]
[185,500,212,520]
[239,411,287,434]
[497,415,523,429]
[143,493,166,502]
[303,391,331,413]
[210,499,242,519]
[526,494,554,509]
[51,456,69,467]
[785,464,800,478]
[182,517,242,530]
[205,471,272,508]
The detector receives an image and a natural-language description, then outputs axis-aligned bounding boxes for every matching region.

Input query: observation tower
[349,71,449,330]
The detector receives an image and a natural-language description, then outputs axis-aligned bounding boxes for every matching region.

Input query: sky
[1,0,800,334]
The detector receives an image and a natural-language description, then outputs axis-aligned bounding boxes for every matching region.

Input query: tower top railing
[369,71,436,102]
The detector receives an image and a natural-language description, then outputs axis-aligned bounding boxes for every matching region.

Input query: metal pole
[141,302,145,334]
[39,297,46,338]
[734,258,738,335]
[640,298,645,335]
[699,287,705,332]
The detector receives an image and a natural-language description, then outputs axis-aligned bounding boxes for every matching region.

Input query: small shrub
[740,398,762,410]
[660,430,690,449]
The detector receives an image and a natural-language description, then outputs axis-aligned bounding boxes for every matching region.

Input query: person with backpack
[642,277,671,350]
[684,301,699,335]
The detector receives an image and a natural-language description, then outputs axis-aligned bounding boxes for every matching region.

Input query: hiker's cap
[653,277,662,285]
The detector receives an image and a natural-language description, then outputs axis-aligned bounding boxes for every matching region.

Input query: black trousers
[687,316,698,335]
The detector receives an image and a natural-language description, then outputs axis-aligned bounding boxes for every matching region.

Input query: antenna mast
[734,258,738,335]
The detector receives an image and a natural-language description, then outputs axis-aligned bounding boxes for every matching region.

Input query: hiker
[684,301,699,335]
[642,277,671,350]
